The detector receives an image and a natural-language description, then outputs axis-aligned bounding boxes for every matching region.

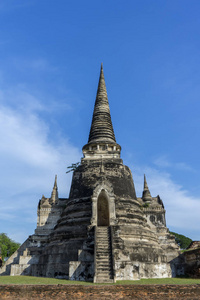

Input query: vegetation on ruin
[66,162,80,173]
[0,276,200,285]
[170,231,192,249]
[0,233,20,262]
[142,202,149,208]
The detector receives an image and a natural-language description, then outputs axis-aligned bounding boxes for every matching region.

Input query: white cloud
[132,164,200,240]
[153,155,194,172]
[0,87,81,243]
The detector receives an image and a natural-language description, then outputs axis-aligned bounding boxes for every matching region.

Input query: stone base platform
[0,284,200,300]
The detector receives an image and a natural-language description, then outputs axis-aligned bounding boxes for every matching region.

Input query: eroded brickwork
[0,65,182,282]
[0,285,200,300]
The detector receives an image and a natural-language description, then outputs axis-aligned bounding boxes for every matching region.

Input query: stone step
[96,227,109,230]
[95,226,113,282]
[96,233,108,236]
[96,271,112,275]
[95,279,114,283]
[96,263,110,267]
[96,277,112,281]
[96,248,109,251]
[96,256,110,260]
[96,267,110,272]
[96,269,111,274]
[97,241,109,243]
[96,233,108,235]
[97,240,109,242]
[97,234,108,235]
[96,275,113,280]
[96,259,110,262]
[96,252,109,255]
[96,249,110,253]
[96,260,110,264]
[96,258,110,262]
[96,246,109,250]
[96,261,110,265]
[96,274,112,279]
[96,268,112,273]
[96,263,110,266]
[96,254,109,257]
[96,264,111,269]
[96,274,112,281]
[96,262,111,267]
[96,241,109,244]
[96,254,110,258]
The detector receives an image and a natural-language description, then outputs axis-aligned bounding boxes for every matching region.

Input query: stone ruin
[0,64,183,282]
[183,241,200,278]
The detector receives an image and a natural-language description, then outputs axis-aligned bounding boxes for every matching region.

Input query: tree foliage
[170,231,192,250]
[0,233,20,262]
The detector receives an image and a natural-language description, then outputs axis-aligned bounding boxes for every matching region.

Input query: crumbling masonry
[0,65,183,282]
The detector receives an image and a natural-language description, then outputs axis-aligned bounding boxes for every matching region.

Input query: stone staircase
[95,226,114,283]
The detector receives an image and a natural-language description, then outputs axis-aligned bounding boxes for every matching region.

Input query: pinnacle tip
[54,175,57,186]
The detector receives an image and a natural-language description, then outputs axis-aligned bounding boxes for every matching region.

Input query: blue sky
[0,0,200,243]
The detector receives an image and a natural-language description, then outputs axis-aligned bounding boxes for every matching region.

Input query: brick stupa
[0,65,181,282]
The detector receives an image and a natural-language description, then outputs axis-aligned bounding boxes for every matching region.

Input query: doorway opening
[97,190,109,226]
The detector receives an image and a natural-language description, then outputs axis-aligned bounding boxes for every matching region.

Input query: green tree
[0,233,20,262]
[170,231,192,249]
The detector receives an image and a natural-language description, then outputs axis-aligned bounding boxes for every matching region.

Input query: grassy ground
[0,276,200,285]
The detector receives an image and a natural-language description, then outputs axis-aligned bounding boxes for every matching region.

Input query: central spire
[82,64,121,160]
[88,64,116,144]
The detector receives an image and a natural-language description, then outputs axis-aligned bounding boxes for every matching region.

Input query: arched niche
[97,190,109,226]
[90,182,116,226]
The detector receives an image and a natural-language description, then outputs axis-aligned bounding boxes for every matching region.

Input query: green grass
[116,278,200,285]
[0,276,200,285]
[0,276,94,285]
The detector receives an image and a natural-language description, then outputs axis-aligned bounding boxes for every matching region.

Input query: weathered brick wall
[0,285,200,300]
[184,248,200,278]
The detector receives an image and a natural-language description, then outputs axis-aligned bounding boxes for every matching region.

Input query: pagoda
[0,65,180,282]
